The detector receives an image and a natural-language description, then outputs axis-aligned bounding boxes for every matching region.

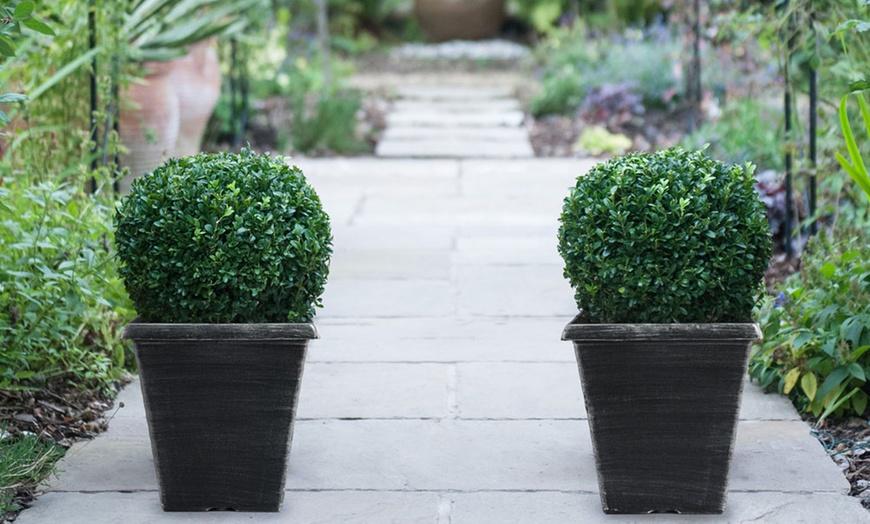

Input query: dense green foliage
[558,147,772,323]
[115,150,333,323]
[292,91,369,154]
[750,228,870,420]
[513,0,665,33]
[837,90,870,204]
[681,98,784,173]
[530,25,680,117]
[0,179,132,390]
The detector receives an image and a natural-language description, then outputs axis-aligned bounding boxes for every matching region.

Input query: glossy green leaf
[801,373,818,402]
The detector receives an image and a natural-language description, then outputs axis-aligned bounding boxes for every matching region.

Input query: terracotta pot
[120,40,221,181]
[413,0,506,42]
[167,39,221,158]
[119,60,180,180]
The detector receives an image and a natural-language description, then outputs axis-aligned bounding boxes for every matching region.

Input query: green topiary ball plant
[115,149,332,324]
[558,147,772,323]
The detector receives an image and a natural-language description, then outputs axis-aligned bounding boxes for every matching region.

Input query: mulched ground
[0,380,129,521]
[810,418,870,509]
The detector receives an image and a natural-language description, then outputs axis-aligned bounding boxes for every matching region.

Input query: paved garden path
[375,84,534,158]
[17,98,870,522]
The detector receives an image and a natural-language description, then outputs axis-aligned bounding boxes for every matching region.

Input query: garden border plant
[558,147,772,514]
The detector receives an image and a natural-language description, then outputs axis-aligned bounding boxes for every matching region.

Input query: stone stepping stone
[376,83,533,158]
[376,139,533,158]
[392,99,522,114]
[386,110,525,128]
[395,85,514,100]
[381,126,530,143]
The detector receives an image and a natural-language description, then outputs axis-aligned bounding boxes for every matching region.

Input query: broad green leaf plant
[749,229,870,421]
[836,83,870,205]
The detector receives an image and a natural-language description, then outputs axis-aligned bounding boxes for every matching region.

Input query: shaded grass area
[0,384,124,522]
[0,431,64,520]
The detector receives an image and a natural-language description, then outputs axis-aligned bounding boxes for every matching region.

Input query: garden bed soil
[810,418,870,510]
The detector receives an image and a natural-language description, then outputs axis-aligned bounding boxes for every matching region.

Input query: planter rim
[122,319,319,341]
[562,314,761,342]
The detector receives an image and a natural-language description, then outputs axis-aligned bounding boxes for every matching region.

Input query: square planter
[562,319,761,514]
[122,322,317,512]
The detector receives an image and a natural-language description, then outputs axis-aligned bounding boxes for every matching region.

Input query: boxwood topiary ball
[558,147,772,323]
[115,149,332,324]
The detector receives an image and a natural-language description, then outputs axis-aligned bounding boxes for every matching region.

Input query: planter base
[562,321,760,514]
[123,322,317,512]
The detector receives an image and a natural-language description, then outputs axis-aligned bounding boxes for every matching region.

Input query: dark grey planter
[562,319,761,514]
[121,321,317,512]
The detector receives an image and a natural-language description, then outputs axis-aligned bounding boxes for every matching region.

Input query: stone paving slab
[18,490,870,524]
[310,317,573,364]
[51,419,842,494]
[386,111,525,128]
[459,158,588,198]
[297,363,451,419]
[49,438,156,492]
[381,126,529,143]
[329,248,452,280]
[455,235,565,266]
[352,195,558,227]
[395,85,514,100]
[376,139,534,159]
[294,157,460,181]
[331,225,456,250]
[314,316,572,342]
[449,492,870,524]
[15,491,443,524]
[310,335,572,364]
[731,420,849,492]
[319,279,454,319]
[392,99,522,113]
[456,265,577,317]
[286,420,592,492]
[456,362,585,419]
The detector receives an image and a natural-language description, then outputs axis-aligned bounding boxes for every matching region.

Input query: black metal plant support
[88,0,98,194]
[808,10,818,235]
[783,2,795,259]
[685,0,702,133]
[784,79,794,258]
[229,39,251,149]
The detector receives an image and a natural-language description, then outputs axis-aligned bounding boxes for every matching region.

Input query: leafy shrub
[531,27,680,117]
[574,125,632,156]
[558,147,772,323]
[514,0,665,32]
[114,149,333,323]
[291,90,370,154]
[0,179,132,390]
[750,227,870,420]
[681,98,784,173]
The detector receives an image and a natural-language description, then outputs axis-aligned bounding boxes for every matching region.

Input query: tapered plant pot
[121,322,317,512]
[413,0,506,42]
[562,319,761,514]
